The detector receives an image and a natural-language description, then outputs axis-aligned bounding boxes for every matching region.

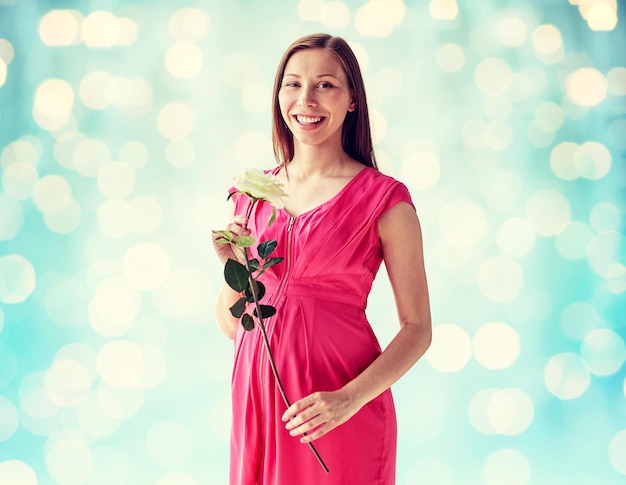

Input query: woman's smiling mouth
[295,115,325,126]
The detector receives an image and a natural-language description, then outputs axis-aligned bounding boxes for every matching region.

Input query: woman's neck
[288,142,357,178]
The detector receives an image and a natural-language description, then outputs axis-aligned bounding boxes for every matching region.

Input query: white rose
[233,168,287,208]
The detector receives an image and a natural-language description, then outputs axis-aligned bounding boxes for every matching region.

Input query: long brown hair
[271,33,378,170]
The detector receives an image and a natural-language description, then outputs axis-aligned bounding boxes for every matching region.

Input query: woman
[213,33,432,484]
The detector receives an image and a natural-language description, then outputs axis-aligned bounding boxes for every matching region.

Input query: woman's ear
[348,97,357,112]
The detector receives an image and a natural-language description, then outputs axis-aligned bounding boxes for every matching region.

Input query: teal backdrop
[0,0,625,484]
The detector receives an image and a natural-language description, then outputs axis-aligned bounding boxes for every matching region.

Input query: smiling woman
[213,33,432,485]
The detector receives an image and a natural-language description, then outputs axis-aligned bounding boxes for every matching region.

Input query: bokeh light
[1,2,624,484]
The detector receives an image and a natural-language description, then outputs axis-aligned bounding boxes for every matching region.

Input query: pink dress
[229,167,414,484]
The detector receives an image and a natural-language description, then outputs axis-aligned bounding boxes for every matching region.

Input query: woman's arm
[213,213,251,340]
[282,201,432,442]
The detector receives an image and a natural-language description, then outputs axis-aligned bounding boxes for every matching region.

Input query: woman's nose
[297,87,317,107]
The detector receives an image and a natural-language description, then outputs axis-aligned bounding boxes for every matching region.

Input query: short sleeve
[381,181,414,214]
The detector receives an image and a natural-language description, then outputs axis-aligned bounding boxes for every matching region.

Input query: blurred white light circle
[34,78,74,120]
[370,109,388,144]
[72,138,110,178]
[116,17,139,46]
[554,220,594,260]
[97,162,135,198]
[0,396,18,441]
[439,199,487,247]
[559,301,601,340]
[426,324,472,372]
[39,10,81,46]
[45,437,93,484]
[469,388,498,435]
[487,388,534,435]
[0,460,37,485]
[33,175,72,214]
[525,189,571,236]
[0,195,23,241]
[0,39,14,65]
[574,141,611,180]
[586,4,618,31]
[473,322,520,370]
[97,340,144,388]
[474,58,513,96]
[544,352,590,400]
[2,161,39,200]
[90,277,141,335]
[298,0,324,21]
[45,359,92,408]
[0,254,36,304]
[146,421,193,467]
[587,230,624,278]
[321,1,351,28]
[82,11,120,48]
[0,59,5,88]
[97,383,144,420]
[497,17,527,47]
[123,242,170,290]
[169,8,212,42]
[532,24,562,55]
[496,217,535,257]
[165,42,203,79]
[355,1,395,37]
[483,95,513,120]
[483,449,530,485]
[581,329,625,376]
[79,71,115,110]
[477,256,524,302]
[609,429,626,475]
[1,139,41,168]
[157,102,195,140]
[436,43,465,72]
[429,0,458,20]
[166,139,195,168]
[590,202,621,232]
[607,67,626,96]
[549,142,579,180]
[566,68,607,106]
[44,198,82,234]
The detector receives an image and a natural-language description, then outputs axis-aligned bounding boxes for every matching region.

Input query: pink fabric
[229,167,414,484]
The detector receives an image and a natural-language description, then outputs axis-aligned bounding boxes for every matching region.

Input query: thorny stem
[241,200,329,474]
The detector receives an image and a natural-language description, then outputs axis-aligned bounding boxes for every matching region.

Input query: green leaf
[241,313,255,331]
[262,257,284,270]
[258,240,277,259]
[212,230,234,245]
[224,259,250,293]
[248,258,260,272]
[253,304,277,319]
[236,235,256,248]
[268,206,277,227]
[229,297,247,318]
[245,280,266,302]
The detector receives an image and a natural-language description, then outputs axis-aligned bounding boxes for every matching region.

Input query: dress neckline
[274,166,371,219]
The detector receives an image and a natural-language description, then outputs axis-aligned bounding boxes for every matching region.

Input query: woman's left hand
[281,389,362,443]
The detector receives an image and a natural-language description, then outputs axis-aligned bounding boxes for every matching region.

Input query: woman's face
[278,48,355,151]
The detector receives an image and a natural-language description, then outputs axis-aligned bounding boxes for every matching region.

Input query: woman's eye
[284,82,299,88]
[318,82,333,88]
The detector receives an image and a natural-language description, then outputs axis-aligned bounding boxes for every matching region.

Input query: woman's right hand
[212,214,250,266]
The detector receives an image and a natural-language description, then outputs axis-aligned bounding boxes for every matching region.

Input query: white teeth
[296,115,323,125]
